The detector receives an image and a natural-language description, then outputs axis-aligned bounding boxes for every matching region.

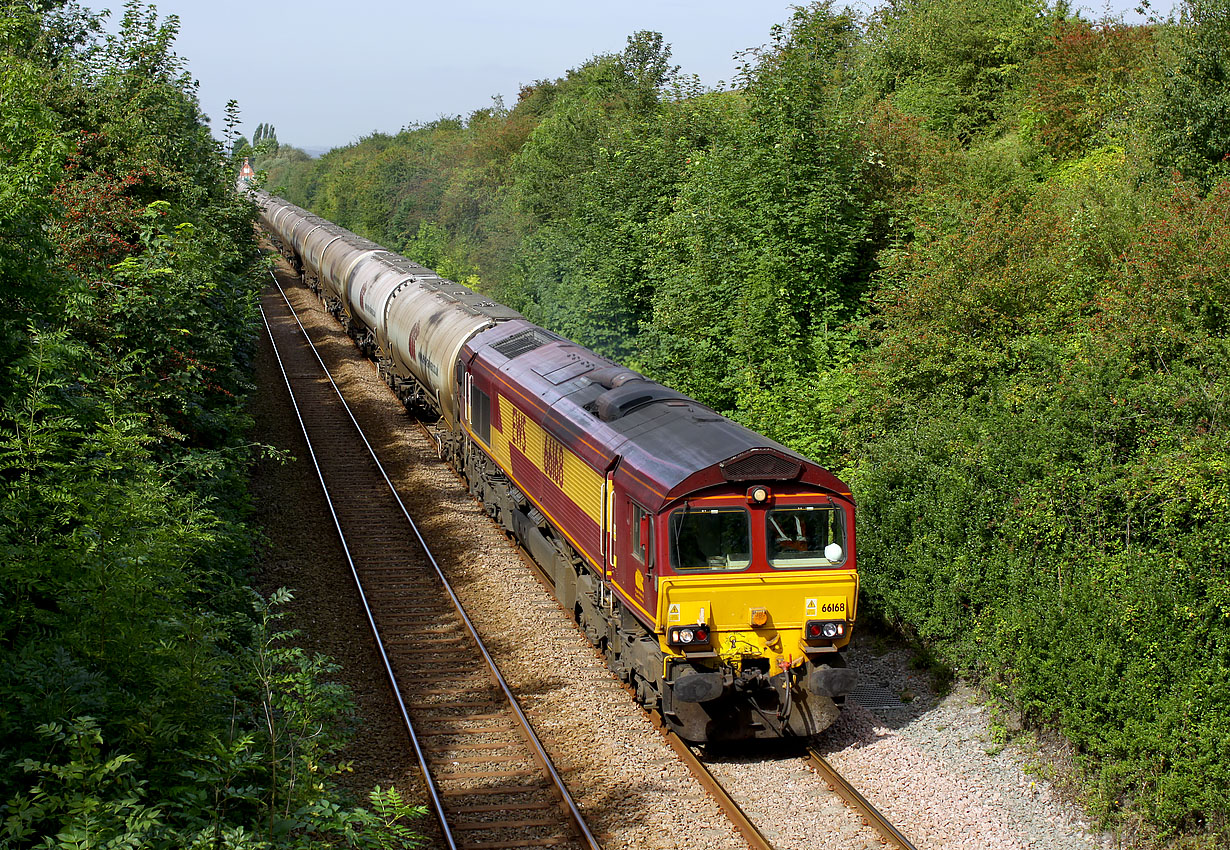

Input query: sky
[84,0,1164,154]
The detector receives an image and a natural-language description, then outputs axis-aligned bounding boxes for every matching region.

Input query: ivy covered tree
[1153,0,1230,186]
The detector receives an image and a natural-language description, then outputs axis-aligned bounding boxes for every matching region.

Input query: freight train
[252,189,859,742]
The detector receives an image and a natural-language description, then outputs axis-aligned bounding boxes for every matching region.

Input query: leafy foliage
[860,0,1055,139]
[852,173,1230,836]
[1025,19,1154,158]
[1152,0,1230,187]
[0,3,422,847]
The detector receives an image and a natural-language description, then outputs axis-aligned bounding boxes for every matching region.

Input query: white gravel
[812,641,1117,850]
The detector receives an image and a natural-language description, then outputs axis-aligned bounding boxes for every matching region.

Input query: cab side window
[631,502,653,568]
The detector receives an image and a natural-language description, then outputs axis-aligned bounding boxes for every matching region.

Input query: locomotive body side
[457,321,620,574]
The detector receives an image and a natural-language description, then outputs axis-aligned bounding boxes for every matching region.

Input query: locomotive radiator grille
[491,327,560,360]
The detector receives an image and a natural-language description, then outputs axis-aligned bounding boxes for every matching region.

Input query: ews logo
[510,407,527,454]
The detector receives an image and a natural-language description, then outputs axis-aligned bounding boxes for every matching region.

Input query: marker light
[750,607,769,628]
[668,625,712,647]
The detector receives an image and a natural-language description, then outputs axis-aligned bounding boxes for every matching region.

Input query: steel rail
[449,495,912,850]
[656,728,776,850]
[260,271,601,850]
[449,510,775,850]
[807,748,919,850]
[258,296,456,848]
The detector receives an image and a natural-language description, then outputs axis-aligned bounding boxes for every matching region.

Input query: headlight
[804,619,847,642]
[668,625,711,647]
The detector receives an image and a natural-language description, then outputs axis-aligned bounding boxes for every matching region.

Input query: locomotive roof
[464,320,851,511]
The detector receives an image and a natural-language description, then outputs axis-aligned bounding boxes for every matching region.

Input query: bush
[0,4,424,846]
[851,175,1230,836]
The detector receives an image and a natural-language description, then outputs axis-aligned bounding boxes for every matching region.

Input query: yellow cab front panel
[649,489,859,741]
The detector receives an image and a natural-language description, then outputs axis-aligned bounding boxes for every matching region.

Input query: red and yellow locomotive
[455,321,858,741]
[254,190,859,742]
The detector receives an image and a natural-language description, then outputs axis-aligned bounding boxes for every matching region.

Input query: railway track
[260,274,600,850]
[806,749,918,850]
[651,710,919,850]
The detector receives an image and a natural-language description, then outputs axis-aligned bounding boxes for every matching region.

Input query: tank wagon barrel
[252,188,860,742]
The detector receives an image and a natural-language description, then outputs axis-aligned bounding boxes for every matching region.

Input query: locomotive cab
[627,465,859,742]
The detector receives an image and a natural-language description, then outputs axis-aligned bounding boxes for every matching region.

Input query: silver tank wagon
[253,190,521,424]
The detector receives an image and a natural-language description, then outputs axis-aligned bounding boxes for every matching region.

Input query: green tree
[850,171,1230,837]
[861,0,1055,140]
[639,3,877,462]
[1024,18,1154,159]
[0,4,424,847]
[1153,0,1230,187]
[0,19,69,370]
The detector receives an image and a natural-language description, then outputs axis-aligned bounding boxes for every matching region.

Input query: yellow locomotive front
[649,484,859,741]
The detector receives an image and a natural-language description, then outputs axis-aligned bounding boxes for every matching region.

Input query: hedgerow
[852,174,1230,836]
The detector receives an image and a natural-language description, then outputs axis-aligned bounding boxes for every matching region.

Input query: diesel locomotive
[253,189,859,742]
